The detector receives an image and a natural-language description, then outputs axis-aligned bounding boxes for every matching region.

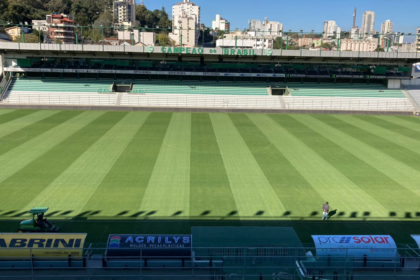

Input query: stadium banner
[3,67,409,80]
[411,235,420,250]
[0,233,87,258]
[312,235,397,259]
[63,69,77,73]
[98,70,115,74]
[106,234,192,257]
[335,75,364,79]
[115,70,135,74]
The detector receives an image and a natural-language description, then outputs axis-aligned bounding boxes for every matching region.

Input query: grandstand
[286,84,407,98]
[1,77,416,112]
[7,78,270,96]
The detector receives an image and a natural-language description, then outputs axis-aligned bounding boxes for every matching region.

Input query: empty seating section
[131,81,269,96]
[286,83,406,98]
[8,78,269,96]
[8,78,113,93]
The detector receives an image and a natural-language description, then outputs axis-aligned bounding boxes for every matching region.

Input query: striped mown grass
[0,109,419,244]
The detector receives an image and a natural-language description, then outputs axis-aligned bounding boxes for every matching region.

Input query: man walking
[322,202,329,220]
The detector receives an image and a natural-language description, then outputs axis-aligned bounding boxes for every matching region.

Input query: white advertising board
[312,235,397,259]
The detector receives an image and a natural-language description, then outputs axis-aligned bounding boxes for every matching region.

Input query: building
[298,37,314,47]
[169,0,200,47]
[4,27,24,41]
[361,11,375,38]
[417,27,420,52]
[212,14,230,31]
[249,18,283,37]
[216,37,273,49]
[46,14,76,44]
[381,20,393,35]
[350,27,360,39]
[117,30,155,46]
[340,38,378,52]
[393,33,404,44]
[32,20,49,43]
[113,0,137,27]
[323,20,341,39]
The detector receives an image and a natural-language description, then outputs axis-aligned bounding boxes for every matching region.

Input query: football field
[0,109,420,244]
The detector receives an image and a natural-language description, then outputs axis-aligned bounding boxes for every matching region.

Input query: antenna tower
[353,7,357,28]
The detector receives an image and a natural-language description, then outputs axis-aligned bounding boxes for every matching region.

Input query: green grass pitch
[0,109,420,245]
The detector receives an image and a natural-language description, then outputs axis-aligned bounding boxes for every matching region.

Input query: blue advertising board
[415,65,420,72]
[106,234,192,257]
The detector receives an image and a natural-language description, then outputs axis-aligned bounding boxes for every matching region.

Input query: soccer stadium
[1,3,420,279]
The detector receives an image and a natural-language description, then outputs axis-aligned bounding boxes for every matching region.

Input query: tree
[156,32,174,46]
[33,28,44,42]
[13,33,39,43]
[91,10,113,42]
[321,42,332,49]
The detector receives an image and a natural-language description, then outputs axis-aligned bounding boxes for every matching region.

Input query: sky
[138,0,419,38]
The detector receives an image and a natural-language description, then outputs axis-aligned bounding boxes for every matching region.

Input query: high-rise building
[361,11,375,38]
[249,18,283,37]
[169,0,201,46]
[323,20,341,38]
[212,14,230,31]
[113,0,137,28]
[381,20,393,35]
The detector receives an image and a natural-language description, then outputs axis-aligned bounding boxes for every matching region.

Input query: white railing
[1,92,415,112]
[283,96,415,111]
[1,93,118,106]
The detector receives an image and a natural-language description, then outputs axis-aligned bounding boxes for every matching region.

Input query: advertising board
[106,234,192,257]
[0,233,87,258]
[312,235,397,259]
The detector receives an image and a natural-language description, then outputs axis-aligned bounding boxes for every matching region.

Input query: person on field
[37,213,52,228]
[322,202,329,220]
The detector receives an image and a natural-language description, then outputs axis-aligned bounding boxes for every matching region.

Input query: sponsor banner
[39,68,52,73]
[51,69,63,73]
[98,70,115,74]
[115,70,135,74]
[87,69,99,73]
[312,235,397,259]
[76,69,88,73]
[0,233,87,258]
[411,235,420,250]
[335,75,364,79]
[306,75,332,78]
[107,234,192,257]
[368,75,387,79]
[63,69,77,73]
[288,74,307,78]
